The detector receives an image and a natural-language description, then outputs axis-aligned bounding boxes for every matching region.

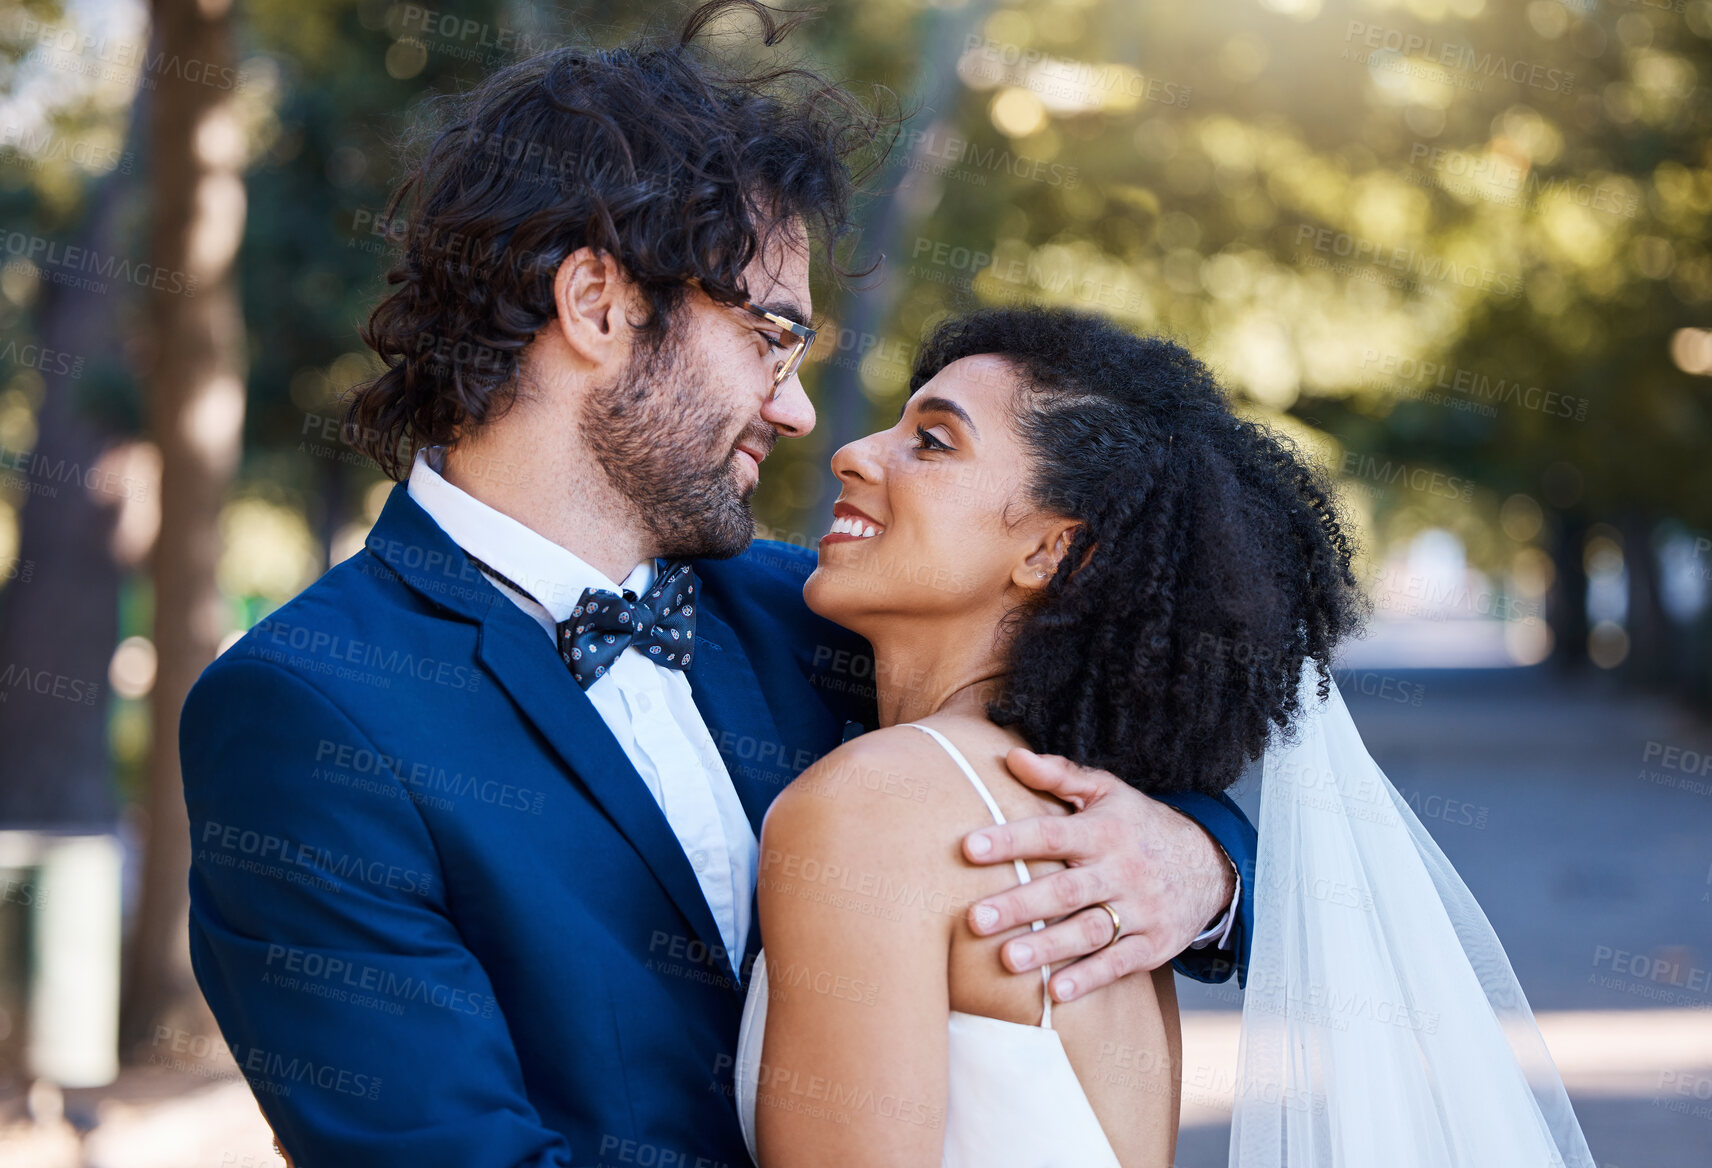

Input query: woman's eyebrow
[897,395,980,437]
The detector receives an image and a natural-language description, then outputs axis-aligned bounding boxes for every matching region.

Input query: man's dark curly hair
[909,307,1366,798]
[347,0,894,479]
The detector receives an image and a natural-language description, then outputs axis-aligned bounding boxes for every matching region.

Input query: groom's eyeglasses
[737,299,817,399]
[689,278,817,399]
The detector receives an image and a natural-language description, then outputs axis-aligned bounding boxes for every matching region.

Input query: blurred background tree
[0,0,1708,1083]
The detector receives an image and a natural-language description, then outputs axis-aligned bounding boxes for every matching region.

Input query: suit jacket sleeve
[181,658,575,1167]
[1152,788,1255,986]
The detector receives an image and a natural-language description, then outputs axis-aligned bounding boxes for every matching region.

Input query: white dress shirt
[408,448,757,973]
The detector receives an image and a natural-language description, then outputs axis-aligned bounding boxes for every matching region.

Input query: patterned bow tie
[560,561,698,689]
[466,553,698,690]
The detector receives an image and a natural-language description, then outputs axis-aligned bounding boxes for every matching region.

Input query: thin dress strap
[904,723,1053,1029]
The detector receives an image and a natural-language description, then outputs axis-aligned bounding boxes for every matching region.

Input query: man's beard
[580,333,774,561]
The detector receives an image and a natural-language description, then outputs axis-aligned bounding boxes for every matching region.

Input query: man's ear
[1014,519,1084,592]
[551,247,632,366]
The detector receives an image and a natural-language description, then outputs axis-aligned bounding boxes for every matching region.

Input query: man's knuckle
[1052,873,1085,912]
[1114,854,1147,890]
[1095,816,1126,851]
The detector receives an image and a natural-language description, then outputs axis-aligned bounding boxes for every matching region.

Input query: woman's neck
[868,628,1009,727]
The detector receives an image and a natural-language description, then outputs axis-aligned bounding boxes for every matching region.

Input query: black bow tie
[468,555,698,689]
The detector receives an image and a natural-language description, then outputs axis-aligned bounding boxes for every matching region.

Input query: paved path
[1174,664,1712,1168]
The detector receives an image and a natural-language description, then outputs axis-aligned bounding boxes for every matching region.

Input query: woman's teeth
[830,515,882,539]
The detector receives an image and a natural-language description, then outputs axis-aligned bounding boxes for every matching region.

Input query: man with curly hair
[179,4,1256,1164]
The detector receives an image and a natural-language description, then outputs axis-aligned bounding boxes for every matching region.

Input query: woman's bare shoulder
[764,724,960,848]
[762,716,1050,860]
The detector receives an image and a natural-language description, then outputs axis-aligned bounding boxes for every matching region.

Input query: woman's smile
[819,501,887,546]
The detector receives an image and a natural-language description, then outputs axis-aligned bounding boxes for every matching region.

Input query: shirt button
[690,850,708,872]
[635,693,653,714]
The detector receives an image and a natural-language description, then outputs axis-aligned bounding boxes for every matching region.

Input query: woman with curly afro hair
[736,306,1366,1167]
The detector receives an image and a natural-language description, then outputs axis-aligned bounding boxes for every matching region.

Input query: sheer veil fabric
[1231,664,1595,1167]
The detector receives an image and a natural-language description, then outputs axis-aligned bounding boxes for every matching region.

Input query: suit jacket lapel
[475,598,729,960]
[365,485,727,961]
[687,604,795,834]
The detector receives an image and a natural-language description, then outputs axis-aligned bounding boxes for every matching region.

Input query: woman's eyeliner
[913,424,953,453]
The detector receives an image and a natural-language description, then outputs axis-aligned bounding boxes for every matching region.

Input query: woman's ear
[1013,519,1083,592]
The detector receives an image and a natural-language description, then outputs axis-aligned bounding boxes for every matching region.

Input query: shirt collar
[406,447,656,622]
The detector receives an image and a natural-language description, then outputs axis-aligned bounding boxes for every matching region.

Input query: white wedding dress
[734,722,1123,1168]
[737,669,1598,1168]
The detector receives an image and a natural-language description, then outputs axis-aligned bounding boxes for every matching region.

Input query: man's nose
[761,371,815,439]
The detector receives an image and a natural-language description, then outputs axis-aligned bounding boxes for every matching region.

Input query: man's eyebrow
[899,394,979,437]
[755,300,810,329]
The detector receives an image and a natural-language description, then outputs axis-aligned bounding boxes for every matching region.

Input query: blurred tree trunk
[120,0,247,1053]
[1619,512,1668,687]
[0,181,129,831]
[1547,514,1589,672]
[812,0,994,529]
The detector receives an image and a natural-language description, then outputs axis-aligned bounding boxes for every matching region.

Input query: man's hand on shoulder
[956,748,1237,1002]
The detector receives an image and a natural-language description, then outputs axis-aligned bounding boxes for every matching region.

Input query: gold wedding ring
[1095,901,1122,950]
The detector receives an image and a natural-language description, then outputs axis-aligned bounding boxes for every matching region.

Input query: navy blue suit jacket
[181,484,1255,1167]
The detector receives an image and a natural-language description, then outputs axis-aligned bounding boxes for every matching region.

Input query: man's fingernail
[1008,941,1034,969]
[972,904,999,932]
[1053,977,1075,1001]
[966,832,992,858]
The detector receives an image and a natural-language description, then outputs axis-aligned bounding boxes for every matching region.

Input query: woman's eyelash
[912,425,952,452]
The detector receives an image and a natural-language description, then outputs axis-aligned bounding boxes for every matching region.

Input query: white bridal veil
[1230,664,1596,1167]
